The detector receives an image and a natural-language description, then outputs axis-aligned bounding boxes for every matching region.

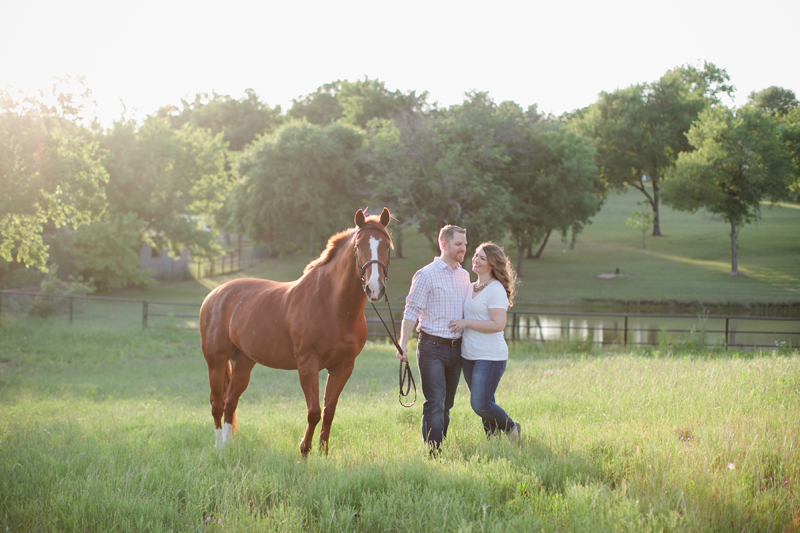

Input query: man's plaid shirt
[403,257,472,339]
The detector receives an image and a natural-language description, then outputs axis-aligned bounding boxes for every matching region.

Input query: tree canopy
[361,93,603,269]
[504,123,604,274]
[572,62,733,236]
[747,86,799,117]
[101,117,230,258]
[0,83,108,270]
[4,72,798,293]
[157,90,282,151]
[361,92,514,252]
[224,120,365,254]
[662,106,793,275]
[64,117,231,289]
[289,78,427,129]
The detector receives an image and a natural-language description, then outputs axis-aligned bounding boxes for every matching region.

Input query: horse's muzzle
[365,284,385,302]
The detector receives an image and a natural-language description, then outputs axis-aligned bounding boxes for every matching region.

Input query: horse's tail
[225,360,239,436]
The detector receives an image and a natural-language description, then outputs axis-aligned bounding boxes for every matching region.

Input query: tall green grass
[1,318,798,531]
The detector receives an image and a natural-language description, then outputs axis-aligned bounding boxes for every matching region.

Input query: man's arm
[396,267,429,362]
[396,319,416,362]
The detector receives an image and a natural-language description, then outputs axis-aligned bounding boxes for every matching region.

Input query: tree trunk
[516,244,524,278]
[532,229,552,259]
[394,226,404,259]
[729,215,739,275]
[525,243,534,259]
[651,179,662,237]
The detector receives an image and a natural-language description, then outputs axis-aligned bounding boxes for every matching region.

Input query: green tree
[626,205,652,248]
[65,116,229,289]
[779,109,800,199]
[100,117,229,259]
[157,89,282,151]
[359,113,427,258]
[573,62,732,237]
[747,86,799,117]
[288,81,343,125]
[0,82,108,270]
[662,106,793,275]
[70,212,155,289]
[338,77,426,129]
[226,120,365,254]
[753,91,800,199]
[362,92,514,252]
[289,78,427,129]
[504,122,604,273]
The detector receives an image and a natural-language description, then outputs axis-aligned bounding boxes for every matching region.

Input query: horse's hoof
[300,441,311,457]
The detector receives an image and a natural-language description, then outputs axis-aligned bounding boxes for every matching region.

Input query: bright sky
[3,0,797,125]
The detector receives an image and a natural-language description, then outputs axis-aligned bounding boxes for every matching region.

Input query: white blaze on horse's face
[365,235,383,301]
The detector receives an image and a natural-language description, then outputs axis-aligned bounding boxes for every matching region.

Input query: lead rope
[370,296,416,407]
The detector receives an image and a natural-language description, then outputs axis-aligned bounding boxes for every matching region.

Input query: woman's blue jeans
[461,358,514,436]
[416,337,462,451]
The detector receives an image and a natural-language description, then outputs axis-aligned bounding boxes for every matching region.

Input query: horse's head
[354,207,392,302]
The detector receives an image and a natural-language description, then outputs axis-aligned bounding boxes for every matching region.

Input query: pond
[366,307,800,351]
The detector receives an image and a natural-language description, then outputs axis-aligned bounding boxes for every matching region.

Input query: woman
[449,242,520,441]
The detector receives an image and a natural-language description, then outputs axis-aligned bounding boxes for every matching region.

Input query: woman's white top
[461,280,509,361]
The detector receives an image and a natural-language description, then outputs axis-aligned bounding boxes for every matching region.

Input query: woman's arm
[449,308,507,334]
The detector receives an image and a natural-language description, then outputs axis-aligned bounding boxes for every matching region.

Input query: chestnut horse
[199,208,392,455]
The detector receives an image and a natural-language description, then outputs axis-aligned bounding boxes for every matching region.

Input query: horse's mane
[303,218,392,275]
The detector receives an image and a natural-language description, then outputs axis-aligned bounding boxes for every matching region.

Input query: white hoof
[215,428,225,447]
[223,422,233,444]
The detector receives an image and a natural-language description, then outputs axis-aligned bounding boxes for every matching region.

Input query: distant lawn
[102,188,799,310]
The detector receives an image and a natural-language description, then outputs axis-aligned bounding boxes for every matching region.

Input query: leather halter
[353,225,390,288]
[353,224,416,407]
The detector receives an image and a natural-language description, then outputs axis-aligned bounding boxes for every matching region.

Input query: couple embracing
[396,225,520,455]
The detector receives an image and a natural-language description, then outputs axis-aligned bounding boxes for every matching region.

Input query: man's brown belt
[419,331,461,346]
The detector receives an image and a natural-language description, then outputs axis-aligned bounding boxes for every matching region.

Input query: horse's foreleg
[297,360,322,457]
[319,360,355,455]
[222,351,257,445]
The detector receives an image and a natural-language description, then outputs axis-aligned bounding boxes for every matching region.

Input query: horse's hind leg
[222,350,257,444]
[206,358,229,447]
[319,359,355,454]
[297,359,322,456]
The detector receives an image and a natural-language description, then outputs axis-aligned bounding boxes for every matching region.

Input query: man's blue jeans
[461,358,514,436]
[416,337,462,450]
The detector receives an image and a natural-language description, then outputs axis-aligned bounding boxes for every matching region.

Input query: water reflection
[504,313,800,350]
[364,310,800,351]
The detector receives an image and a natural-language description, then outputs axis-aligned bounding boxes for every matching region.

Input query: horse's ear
[379,207,390,227]
[354,209,366,228]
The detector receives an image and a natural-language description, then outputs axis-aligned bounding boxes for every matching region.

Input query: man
[396,225,471,454]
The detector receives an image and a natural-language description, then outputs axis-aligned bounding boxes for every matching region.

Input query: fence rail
[1,291,798,351]
[193,244,273,278]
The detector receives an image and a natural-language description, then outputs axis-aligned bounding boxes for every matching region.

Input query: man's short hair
[439,225,466,244]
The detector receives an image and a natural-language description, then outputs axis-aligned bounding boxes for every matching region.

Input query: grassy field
[97,188,800,314]
[1,318,798,531]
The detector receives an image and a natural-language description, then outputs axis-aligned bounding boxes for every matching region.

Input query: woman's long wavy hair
[477,242,518,307]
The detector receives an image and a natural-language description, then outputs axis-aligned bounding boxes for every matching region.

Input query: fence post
[623,316,628,346]
[724,317,729,351]
[512,312,518,341]
[143,301,148,330]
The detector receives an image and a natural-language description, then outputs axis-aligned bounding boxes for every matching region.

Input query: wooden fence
[2,290,798,351]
